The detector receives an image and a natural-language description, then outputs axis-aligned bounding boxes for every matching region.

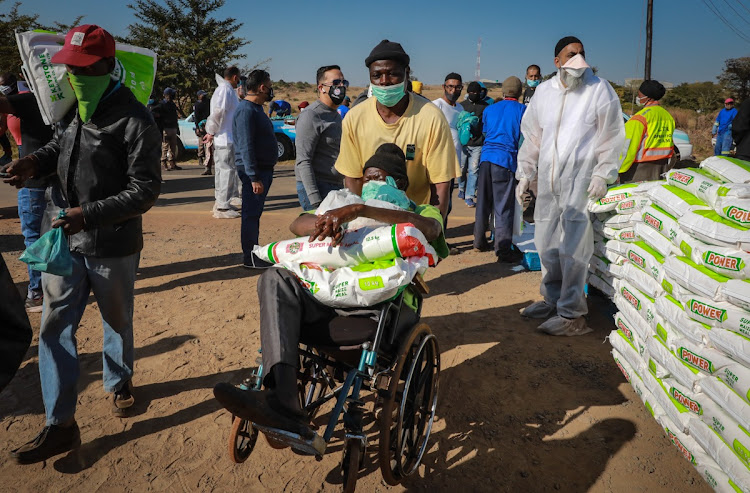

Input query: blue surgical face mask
[361,176,414,210]
[370,81,406,107]
[526,79,540,88]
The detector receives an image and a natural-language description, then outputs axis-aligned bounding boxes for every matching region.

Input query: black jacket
[33,84,162,257]
[733,99,750,161]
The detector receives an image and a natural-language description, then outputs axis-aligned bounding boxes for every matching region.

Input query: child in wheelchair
[213,143,449,440]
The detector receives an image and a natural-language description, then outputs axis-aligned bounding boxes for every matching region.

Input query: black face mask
[445,90,460,103]
[328,85,346,105]
[468,93,481,103]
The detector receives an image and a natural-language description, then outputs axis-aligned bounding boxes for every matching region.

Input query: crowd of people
[2,22,750,465]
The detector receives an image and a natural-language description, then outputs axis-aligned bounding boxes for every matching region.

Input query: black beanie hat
[445,72,462,82]
[365,39,410,68]
[639,79,666,101]
[555,36,582,56]
[467,81,482,93]
[363,144,409,190]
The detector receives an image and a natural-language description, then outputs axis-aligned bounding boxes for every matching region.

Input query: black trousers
[473,162,516,254]
[0,255,32,393]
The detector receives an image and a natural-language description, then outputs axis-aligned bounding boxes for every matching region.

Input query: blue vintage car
[177,113,297,161]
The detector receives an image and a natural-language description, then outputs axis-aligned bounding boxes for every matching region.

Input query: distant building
[625,78,675,90]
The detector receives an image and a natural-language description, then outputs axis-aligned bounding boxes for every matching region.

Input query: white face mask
[560,53,589,79]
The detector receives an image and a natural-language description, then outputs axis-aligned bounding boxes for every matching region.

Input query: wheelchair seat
[300,315,379,349]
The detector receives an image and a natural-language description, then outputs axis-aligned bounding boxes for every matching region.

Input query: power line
[701,0,750,43]
[718,0,750,25]
[733,0,750,16]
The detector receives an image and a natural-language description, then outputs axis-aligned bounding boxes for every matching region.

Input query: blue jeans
[459,146,481,200]
[18,187,46,298]
[296,180,343,211]
[715,131,733,156]
[473,161,516,253]
[238,167,274,264]
[39,251,140,425]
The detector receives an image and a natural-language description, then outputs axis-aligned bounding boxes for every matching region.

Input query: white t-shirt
[205,78,240,147]
[432,98,464,162]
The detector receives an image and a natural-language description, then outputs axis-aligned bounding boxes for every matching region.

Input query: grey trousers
[619,158,669,183]
[258,268,338,378]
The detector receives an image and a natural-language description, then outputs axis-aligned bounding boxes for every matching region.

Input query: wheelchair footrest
[253,423,326,457]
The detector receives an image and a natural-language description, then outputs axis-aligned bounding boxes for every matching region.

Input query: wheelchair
[226,275,440,492]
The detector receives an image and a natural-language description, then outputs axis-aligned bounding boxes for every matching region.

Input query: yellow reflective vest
[619,104,675,173]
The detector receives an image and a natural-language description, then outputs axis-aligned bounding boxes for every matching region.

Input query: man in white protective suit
[516,36,625,336]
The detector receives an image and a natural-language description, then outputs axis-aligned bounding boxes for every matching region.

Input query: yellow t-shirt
[334,93,459,206]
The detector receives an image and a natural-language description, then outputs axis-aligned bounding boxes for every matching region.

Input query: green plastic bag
[19,211,72,276]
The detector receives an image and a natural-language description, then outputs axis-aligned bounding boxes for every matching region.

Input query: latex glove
[515,178,530,204]
[587,176,608,200]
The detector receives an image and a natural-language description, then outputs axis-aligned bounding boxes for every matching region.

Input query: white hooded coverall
[516,69,625,318]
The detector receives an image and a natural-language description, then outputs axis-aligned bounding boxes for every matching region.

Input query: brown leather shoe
[112,380,135,417]
[11,423,81,464]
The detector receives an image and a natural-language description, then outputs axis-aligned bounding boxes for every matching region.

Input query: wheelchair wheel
[228,417,258,463]
[378,323,440,486]
[341,438,362,493]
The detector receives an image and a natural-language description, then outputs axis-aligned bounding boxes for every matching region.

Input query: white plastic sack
[674,336,737,377]
[665,168,725,208]
[707,328,750,368]
[15,30,157,124]
[614,310,649,359]
[641,369,692,433]
[647,184,710,218]
[280,257,426,308]
[254,224,438,269]
[625,241,666,283]
[622,262,664,299]
[679,232,750,280]
[589,272,615,298]
[683,294,750,340]
[609,329,646,374]
[655,295,710,346]
[663,256,729,301]
[701,155,750,184]
[588,183,641,213]
[689,416,750,492]
[699,377,750,431]
[597,212,637,230]
[605,239,631,258]
[614,279,658,329]
[646,335,704,390]
[724,279,750,312]
[615,194,651,215]
[679,208,750,250]
[634,222,680,258]
[698,393,750,468]
[612,348,643,390]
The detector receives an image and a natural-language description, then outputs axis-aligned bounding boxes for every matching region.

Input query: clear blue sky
[15,0,750,87]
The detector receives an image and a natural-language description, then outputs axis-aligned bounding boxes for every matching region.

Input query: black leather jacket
[33,84,162,257]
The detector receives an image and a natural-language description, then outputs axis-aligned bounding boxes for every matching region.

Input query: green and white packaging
[648,184,710,218]
[615,194,651,214]
[634,222,680,258]
[625,240,666,283]
[589,271,615,298]
[666,168,727,208]
[655,294,710,346]
[15,30,157,124]
[614,278,658,329]
[699,377,750,431]
[701,155,750,184]
[598,211,638,229]
[642,369,693,433]
[594,221,638,242]
[588,183,640,213]
[707,328,750,368]
[683,294,750,340]
[641,203,682,244]
[724,279,750,312]
[679,232,750,280]
[646,335,704,390]
[674,336,737,376]
[689,416,750,492]
[613,310,649,359]
[699,396,750,468]
[612,348,647,398]
[679,208,750,251]
[605,239,631,258]
[664,256,730,301]
[622,261,664,299]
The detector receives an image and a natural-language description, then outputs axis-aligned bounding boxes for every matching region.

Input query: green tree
[718,57,750,102]
[662,81,724,113]
[126,0,248,112]
[0,1,84,73]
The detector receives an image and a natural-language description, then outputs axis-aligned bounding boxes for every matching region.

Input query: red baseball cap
[51,24,115,67]
[725,98,735,104]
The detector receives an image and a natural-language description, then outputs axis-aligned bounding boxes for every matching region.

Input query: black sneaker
[24,296,43,313]
[11,423,81,464]
[112,380,135,417]
[243,254,273,269]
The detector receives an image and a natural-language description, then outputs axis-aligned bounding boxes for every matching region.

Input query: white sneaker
[213,209,241,219]
[229,197,242,208]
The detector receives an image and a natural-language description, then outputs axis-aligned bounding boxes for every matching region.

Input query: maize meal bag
[647,184,710,218]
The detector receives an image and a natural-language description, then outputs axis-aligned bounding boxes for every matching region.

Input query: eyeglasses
[323,79,349,87]
[444,84,463,91]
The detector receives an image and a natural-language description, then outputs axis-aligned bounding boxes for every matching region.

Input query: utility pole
[645,0,653,80]
[475,37,481,81]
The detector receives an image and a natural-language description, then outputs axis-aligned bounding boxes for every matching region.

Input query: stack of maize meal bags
[588,156,750,493]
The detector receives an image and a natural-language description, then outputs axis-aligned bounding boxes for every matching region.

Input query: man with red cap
[713,98,738,156]
[3,24,161,464]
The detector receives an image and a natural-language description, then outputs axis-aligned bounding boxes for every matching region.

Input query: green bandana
[68,73,111,123]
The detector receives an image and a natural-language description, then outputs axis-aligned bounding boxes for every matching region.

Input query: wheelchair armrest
[411,273,429,295]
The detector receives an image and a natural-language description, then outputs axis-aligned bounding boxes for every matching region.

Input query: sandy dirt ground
[0,161,710,492]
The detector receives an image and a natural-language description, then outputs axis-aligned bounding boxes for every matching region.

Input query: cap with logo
[50,24,116,67]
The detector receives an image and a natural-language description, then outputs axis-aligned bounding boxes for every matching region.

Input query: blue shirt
[337,105,349,119]
[716,107,738,134]
[233,99,278,179]
[480,99,526,172]
[269,100,291,116]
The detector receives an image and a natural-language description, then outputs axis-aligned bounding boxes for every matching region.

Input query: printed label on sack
[358,276,385,291]
[285,241,304,254]
[598,193,630,205]
[703,251,742,272]
[39,53,66,103]
[622,287,642,310]
[734,439,750,465]
[628,250,646,269]
[614,357,632,382]
[616,317,633,342]
[726,206,750,225]
[688,299,728,322]
[620,230,636,241]
[619,199,637,211]
[669,172,694,186]
[669,386,702,415]
[679,347,713,373]
[643,212,663,232]
[667,428,696,464]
